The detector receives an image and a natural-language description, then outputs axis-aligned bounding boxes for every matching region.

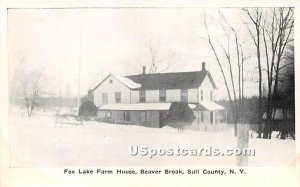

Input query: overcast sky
[8,8,263,99]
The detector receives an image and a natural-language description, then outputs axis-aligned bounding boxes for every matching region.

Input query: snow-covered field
[9,109,295,167]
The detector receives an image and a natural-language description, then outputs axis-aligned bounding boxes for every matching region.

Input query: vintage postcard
[0,1,299,187]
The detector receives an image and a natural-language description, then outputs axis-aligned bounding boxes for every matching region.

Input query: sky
[8,8,264,100]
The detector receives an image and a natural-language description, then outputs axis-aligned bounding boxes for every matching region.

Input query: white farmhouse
[91,62,225,131]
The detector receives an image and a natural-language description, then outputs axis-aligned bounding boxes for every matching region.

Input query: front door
[159,111,167,128]
[124,111,130,121]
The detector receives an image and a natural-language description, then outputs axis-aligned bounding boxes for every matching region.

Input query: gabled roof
[126,70,217,90]
[93,74,141,91]
[114,75,141,89]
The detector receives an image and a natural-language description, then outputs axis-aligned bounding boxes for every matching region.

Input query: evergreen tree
[165,102,195,131]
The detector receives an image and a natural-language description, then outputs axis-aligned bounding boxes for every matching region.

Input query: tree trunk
[256,25,263,138]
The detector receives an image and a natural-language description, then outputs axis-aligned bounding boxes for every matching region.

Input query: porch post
[213,111,216,124]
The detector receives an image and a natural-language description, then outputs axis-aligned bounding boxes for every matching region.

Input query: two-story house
[91,62,225,131]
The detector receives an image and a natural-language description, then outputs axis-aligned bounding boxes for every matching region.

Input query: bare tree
[130,40,176,74]
[219,21,238,126]
[271,8,294,96]
[10,63,46,117]
[219,11,247,124]
[240,44,246,123]
[243,8,264,138]
[203,12,245,136]
[147,40,160,73]
[244,8,294,138]
[147,40,176,74]
[21,70,45,117]
[262,8,293,138]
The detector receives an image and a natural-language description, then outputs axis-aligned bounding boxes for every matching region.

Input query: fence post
[236,123,249,166]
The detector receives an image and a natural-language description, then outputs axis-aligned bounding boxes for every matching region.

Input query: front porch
[97,102,226,130]
[189,101,226,132]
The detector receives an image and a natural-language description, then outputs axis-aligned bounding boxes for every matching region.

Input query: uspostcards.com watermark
[129,146,255,158]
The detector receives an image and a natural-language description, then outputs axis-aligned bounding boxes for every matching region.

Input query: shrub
[165,102,195,130]
[78,101,98,117]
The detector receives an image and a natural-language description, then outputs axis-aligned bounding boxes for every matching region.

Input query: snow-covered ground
[9,109,295,167]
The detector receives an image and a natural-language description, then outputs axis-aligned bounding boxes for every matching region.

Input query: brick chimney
[142,66,146,74]
[202,62,206,71]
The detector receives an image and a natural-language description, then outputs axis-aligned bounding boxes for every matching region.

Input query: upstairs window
[210,90,213,101]
[181,89,188,102]
[159,90,166,102]
[115,92,121,103]
[102,92,108,105]
[200,90,203,101]
[139,91,146,103]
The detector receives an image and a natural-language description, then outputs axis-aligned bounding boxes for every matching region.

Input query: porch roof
[99,103,172,111]
[191,101,225,111]
[98,102,224,111]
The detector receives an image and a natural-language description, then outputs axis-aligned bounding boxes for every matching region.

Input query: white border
[0,1,299,186]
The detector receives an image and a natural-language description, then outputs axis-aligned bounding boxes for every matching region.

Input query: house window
[181,89,188,102]
[159,90,166,102]
[109,79,113,84]
[210,90,213,101]
[102,92,108,105]
[140,111,146,122]
[115,92,121,103]
[105,111,111,118]
[139,91,146,103]
[210,111,214,124]
[200,90,203,101]
[272,108,284,120]
[201,112,204,122]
